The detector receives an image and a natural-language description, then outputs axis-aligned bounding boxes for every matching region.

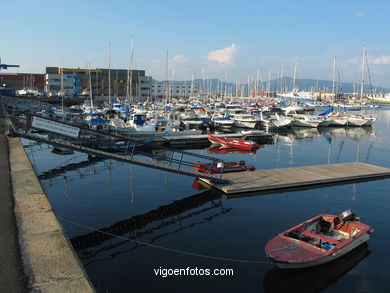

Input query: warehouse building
[45,67,151,100]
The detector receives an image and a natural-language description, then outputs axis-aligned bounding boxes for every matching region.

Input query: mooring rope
[58,216,272,265]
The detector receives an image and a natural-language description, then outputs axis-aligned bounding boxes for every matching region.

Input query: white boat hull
[347,117,367,127]
[292,120,320,128]
[233,120,258,129]
[328,118,347,126]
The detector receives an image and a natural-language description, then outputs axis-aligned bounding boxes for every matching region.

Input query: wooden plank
[200,162,390,195]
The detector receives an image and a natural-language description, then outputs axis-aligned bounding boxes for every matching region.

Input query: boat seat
[300,230,339,245]
[316,219,332,235]
[333,216,343,229]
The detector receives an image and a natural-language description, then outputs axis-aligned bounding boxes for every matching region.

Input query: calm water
[24,107,390,293]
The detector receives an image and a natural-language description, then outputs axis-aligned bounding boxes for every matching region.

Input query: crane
[0,57,20,70]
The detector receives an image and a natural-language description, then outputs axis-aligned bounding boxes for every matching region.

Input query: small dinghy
[208,135,260,151]
[265,209,373,269]
[193,160,255,174]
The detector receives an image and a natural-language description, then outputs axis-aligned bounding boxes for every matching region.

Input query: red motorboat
[207,146,257,154]
[193,160,255,174]
[265,209,373,269]
[208,135,260,151]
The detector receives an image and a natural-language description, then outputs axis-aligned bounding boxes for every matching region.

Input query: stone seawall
[1,101,95,292]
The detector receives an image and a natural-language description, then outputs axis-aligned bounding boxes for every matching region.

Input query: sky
[1,0,390,88]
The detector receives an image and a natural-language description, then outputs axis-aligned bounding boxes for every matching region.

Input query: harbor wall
[2,103,95,292]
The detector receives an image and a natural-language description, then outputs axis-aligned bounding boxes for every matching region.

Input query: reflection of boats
[318,127,375,138]
[207,146,257,154]
[38,155,104,180]
[208,135,260,151]
[290,127,319,138]
[193,161,255,174]
[271,127,319,143]
[265,209,373,269]
[51,147,74,155]
[263,243,371,293]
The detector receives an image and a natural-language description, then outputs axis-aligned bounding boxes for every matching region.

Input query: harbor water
[24,107,390,293]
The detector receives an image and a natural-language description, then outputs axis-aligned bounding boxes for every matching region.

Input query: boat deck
[199,162,390,195]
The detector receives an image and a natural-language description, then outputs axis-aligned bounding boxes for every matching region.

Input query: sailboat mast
[280,64,284,93]
[164,50,169,104]
[108,42,112,105]
[60,66,64,118]
[332,56,336,95]
[202,67,205,96]
[171,69,175,102]
[360,45,366,101]
[190,73,194,99]
[88,62,93,109]
[267,70,271,97]
[292,63,297,92]
[127,36,134,104]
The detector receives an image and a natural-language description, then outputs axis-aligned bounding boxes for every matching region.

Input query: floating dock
[199,162,390,195]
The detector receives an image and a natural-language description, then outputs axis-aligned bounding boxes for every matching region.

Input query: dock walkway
[16,131,229,184]
[199,162,390,195]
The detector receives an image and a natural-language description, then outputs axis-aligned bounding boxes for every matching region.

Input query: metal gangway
[5,106,229,183]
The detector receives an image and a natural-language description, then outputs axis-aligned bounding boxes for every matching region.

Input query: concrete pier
[8,136,95,292]
[0,135,27,293]
[1,103,95,292]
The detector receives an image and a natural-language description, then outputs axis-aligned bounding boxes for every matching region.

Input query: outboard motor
[339,209,359,222]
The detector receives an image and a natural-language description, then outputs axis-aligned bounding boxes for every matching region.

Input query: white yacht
[231,113,262,129]
[290,114,320,128]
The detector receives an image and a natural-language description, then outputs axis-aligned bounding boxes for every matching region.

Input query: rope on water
[59,216,272,265]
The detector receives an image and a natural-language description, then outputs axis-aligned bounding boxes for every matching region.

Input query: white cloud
[372,55,390,65]
[207,44,238,65]
[170,55,189,65]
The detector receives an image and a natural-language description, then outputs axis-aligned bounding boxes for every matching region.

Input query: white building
[45,73,75,96]
[151,81,198,99]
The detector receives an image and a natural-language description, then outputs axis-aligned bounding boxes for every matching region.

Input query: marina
[2,3,390,291]
[2,90,390,293]
[19,105,390,292]
[2,90,390,291]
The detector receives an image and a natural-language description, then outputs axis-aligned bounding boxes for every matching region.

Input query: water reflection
[38,155,104,180]
[263,243,371,293]
[318,127,375,139]
[273,126,375,143]
[70,190,229,266]
[207,146,259,155]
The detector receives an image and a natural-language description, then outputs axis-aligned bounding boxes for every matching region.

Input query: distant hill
[155,77,390,95]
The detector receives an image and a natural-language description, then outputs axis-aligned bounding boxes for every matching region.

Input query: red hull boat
[208,135,260,151]
[193,161,255,174]
[265,209,373,269]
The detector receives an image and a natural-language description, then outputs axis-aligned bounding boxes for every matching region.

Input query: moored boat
[193,161,255,174]
[265,209,373,269]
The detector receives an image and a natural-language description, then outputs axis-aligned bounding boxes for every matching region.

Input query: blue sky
[2,0,390,87]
